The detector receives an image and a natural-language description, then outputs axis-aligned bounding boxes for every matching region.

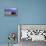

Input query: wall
[0,0,46,44]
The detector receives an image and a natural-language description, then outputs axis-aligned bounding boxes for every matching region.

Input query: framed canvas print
[4,8,17,16]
